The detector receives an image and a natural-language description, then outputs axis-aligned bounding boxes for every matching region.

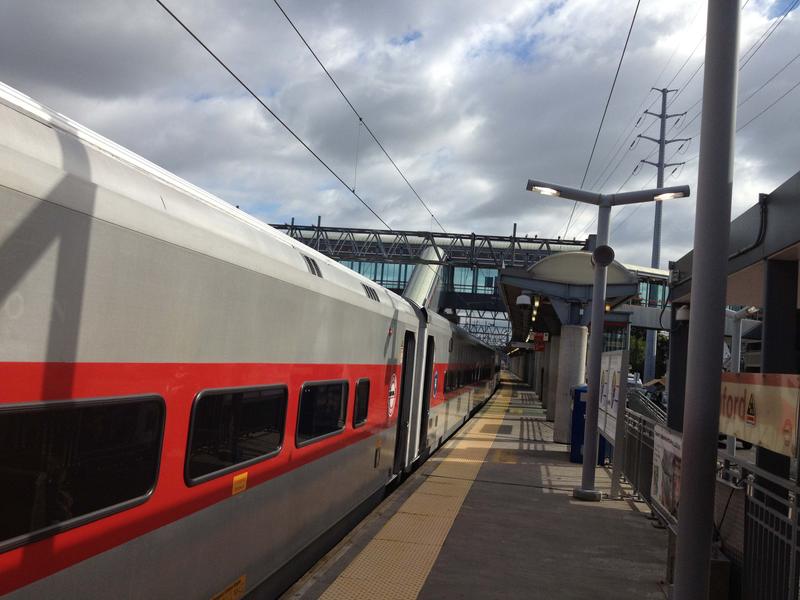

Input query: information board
[720,373,800,458]
[598,350,624,442]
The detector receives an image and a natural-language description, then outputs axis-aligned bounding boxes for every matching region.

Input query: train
[0,82,499,599]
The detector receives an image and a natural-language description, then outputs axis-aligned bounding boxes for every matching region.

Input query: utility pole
[637,88,690,384]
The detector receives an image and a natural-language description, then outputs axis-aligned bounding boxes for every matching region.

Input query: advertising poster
[598,350,623,442]
[651,424,682,520]
[719,373,800,457]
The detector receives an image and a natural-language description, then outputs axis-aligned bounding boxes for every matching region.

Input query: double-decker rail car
[0,82,498,599]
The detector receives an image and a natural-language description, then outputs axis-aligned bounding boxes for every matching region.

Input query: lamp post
[526,180,690,500]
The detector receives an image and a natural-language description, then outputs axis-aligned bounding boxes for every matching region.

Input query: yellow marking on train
[211,574,246,600]
[232,472,248,495]
[320,386,513,600]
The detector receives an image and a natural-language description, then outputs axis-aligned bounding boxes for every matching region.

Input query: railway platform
[282,373,667,599]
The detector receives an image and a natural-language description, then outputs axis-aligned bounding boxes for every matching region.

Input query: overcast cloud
[1,0,798,267]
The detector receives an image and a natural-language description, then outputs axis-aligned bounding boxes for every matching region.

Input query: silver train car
[0,82,498,599]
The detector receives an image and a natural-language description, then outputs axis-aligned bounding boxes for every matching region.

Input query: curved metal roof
[527,252,638,286]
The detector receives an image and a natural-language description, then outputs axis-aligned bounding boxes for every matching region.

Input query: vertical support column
[540,342,551,410]
[553,325,588,443]
[575,203,612,500]
[546,334,561,421]
[666,303,689,433]
[757,259,798,493]
[674,2,740,596]
[611,323,631,498]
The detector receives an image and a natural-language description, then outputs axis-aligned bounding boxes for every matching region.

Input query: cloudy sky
[1,0,798,267]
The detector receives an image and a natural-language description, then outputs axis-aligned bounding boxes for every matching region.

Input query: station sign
[719,373,800,458]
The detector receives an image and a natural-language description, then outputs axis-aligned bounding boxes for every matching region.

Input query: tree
[629,328,670,380]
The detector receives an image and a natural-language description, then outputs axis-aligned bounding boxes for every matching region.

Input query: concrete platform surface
[282,374,667,600]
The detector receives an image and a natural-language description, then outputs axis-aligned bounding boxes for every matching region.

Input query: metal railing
[618,396,800,598]
[621,408,657,505]
[627,388,667,423]
[718,451,800,600]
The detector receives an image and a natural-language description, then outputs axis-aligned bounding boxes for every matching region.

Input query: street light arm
[525,179,602,205]
[605,184,691,206]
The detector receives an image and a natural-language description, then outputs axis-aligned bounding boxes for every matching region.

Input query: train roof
[0,81,415,319]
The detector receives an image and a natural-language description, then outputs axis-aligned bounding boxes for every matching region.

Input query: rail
[621,407,657,506]
[716,450,800,599]
[618,403,800,598]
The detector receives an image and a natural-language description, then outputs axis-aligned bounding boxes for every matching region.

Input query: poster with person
[651,424,682,521]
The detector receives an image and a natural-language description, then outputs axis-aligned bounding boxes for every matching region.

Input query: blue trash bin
[569,384,609,465]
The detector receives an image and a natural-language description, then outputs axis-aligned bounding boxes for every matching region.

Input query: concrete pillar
[527,352,536,387]
[553,324,588,443]
[546,335,561,421]
[541,344,550,409]
[532,350,542,393]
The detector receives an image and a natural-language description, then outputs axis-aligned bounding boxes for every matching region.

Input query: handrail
[718,449,800,495]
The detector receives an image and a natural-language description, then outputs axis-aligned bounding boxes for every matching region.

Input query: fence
[719,452,800,600]
[621,408,657,506]
[618,401,800,599]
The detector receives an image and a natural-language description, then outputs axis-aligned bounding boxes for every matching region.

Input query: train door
[418,336,435,455]
[393,331,416,475]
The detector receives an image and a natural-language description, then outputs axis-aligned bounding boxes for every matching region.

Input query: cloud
[0,0,798,269]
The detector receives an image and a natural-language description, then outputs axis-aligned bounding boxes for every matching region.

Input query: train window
[297,381,348,446]
[302,255,323,278]
[0,396,164,552]
[353,379,370,427]
[186,386,286,484]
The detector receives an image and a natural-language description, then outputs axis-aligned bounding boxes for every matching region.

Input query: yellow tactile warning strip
[319,387,513,600]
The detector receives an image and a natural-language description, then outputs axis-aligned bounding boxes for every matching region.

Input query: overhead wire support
[635,87,687,383]
[153,0,392,230]
[272,0,447,233]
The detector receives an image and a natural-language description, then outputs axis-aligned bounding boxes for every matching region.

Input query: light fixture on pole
[526,179,690,501]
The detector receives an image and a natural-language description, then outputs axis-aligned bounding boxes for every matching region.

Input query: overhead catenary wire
[561,0,642,238]
[153,0,392,230]
[272,0,448,233]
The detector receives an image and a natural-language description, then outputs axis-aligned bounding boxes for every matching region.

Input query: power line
[737,76,800,131]
[739,0,799,70]
[563,0,642,238]
[665,0,798,138]
[154,0,392,230]
[587,4,705,195]
[739,49,800,109]
[671,45,800,144]
[272,0,447,233]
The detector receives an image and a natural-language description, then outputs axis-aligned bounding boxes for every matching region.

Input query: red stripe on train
[0,361,400,594]
[0,360,491,594]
